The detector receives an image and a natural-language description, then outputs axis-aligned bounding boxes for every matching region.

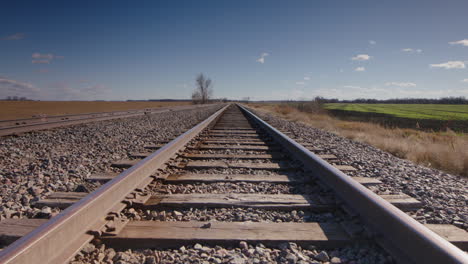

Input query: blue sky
[1,0,468,101]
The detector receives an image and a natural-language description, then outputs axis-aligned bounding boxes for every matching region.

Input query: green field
[324,104,468,121]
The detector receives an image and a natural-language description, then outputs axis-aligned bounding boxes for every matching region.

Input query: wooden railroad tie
[182,153,285,160]
[181,161,355,172]
[1,219,466,251]
[195,144,326,153]
[164,173,383,187]
[100,221,351,249]
[165,173,303,183]
[196,145,281,151]
[214,126,254,128]
[143,143,166,150]
[111,159,140,169]
[85,172,382,187]
[202,137,268,142]
[210,129,257,133]
[202,140,270,146]
[140,193,331,211]
[183,161,296,170]
[32,191,421,212]
[86,172,119,182]
[208,134,262,138]
[129,152,336,161]
[202,141,270,146]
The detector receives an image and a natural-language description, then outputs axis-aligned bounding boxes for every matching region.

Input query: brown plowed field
[0,101,190,120]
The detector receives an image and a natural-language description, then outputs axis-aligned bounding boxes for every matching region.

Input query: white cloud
[343,85,362,89]
[354,67,366,72]
[455,89,468,94]
[32,53,54,60]
[0,77,40,98]
[303,76,310,81]
[295,81,305,85]
[429,61,466,69]
[32,60,50,64]
[351,54,371,61]
[385,82,417,87]
[401,48,422,53]
[3,33,25,40]
[31,53,63,64]
[344,85,386,93]
[369,40,376,45]
[35,68,50,73]
[461,79,468,83]
[0,78,36,90]
[256,52,269,64]
[449,39,468,46]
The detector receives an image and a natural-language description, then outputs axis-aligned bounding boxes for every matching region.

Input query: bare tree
[192,73,213,104]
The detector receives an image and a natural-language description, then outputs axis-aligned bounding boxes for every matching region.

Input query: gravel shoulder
[249,107,468,230]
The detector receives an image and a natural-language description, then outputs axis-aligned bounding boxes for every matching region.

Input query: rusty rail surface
[0,105,228,264]
[238,104,468,264]
[0,104,216,136]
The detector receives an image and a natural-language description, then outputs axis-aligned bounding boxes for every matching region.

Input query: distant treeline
[127,99,191,102]
[318,96,468,105]
[127,98,232,103]
[2,96,32,101]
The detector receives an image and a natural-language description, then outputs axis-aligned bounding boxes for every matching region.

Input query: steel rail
[0,104,215,136]
[0,104,229,264]
[238,104,468,264]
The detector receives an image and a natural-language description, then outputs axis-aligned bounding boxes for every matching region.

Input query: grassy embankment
[249,102,468,177]
[0,101,191,120]
[325,103,468,132]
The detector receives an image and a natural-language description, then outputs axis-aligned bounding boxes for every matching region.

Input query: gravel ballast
[121,207,340,223]
[250,107,468,230]
[71,241,391,264]
[0,105,222,220]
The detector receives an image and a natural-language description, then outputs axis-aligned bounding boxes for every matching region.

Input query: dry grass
[250,103,468,177]
[0,101,191,120]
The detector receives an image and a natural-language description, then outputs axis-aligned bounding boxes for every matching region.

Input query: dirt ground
[0,101,191,120]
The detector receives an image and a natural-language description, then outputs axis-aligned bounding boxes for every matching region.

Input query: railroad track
[0,104,467,263]
[0,104,212,137]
